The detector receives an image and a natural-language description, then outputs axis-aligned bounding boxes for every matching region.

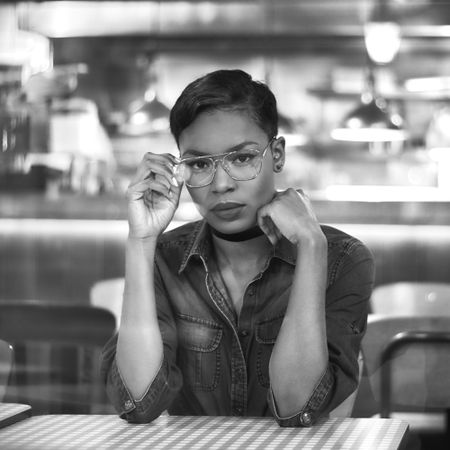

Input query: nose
[211,160,235,193]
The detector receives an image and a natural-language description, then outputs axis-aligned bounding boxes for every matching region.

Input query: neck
[210,224,272,267]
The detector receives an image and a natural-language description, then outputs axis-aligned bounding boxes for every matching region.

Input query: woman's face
[179,109,284,233]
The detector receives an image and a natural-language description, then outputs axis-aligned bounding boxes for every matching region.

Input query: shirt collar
[178,220,298,274]
[178,220,211,274]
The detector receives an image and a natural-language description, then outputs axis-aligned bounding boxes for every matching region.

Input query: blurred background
[1,2,450,307]
[2,0,450,306]
[2,0,450,200]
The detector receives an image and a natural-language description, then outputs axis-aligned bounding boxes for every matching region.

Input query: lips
[211,202,244,212]
[210,202,245,220]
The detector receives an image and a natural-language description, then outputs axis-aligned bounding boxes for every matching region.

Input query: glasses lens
[223,148,262,181]
[179,145,267,187]
[180,157,214,187]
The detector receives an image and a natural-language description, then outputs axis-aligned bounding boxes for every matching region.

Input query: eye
[186,158,211,171]
[229,150,259,165]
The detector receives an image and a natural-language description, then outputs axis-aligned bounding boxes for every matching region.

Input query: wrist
[296,231,327,254]
[127,233,159,248]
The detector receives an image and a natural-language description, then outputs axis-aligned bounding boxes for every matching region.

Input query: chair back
[361,315,450,413]
[0,301,116,414]
[370,282,450,316]
[90,278,124,329]
[0,339,13,401]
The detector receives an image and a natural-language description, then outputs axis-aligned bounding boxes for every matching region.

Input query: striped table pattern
[0,414,408,449]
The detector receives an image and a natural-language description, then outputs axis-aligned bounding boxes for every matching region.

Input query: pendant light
[332,0,406,143]
[119,54,170,136]
[119,2,169,137]
[364,0,401,66]
[331,65,406,143]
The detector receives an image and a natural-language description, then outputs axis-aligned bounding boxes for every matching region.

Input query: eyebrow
[181,141,259,158]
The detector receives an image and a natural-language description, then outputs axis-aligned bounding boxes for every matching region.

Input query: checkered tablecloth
[0,403,32,429]
[0,414,408,449]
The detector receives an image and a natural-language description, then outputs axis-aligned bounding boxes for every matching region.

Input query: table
[0,403,32,429]
[0,415,408,449]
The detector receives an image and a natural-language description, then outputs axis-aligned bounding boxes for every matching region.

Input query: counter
[2,190,450,225]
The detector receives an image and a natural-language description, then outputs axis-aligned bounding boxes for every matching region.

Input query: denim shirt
[101,220,374,427]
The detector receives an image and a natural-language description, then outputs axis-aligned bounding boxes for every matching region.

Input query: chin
[206,215,256,233]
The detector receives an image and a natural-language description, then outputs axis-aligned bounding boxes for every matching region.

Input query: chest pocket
[255,316,284,388]
[176,315,223,391]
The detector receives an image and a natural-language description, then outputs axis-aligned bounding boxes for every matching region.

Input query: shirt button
[234,407,243,415]
[301,411,312,426]
[239,330,249,337]
[124,400,133,410]
[248,287,255,296]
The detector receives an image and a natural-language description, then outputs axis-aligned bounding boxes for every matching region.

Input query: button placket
[206,272,247,416]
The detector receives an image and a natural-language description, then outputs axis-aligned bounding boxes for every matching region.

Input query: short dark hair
[170,69,278,146]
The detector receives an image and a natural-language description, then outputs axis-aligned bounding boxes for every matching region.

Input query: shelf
[2,192,450,225]
[308,87,450,102]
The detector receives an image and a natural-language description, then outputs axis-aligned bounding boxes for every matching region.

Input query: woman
[101,69,374,426]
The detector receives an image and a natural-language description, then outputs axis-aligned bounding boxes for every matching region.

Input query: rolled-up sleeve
[268,366,334,427]
[100,258,183,423]
[101,337,182,422]
[268,239,374,427]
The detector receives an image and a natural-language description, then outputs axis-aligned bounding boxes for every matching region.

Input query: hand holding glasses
[175,138,275,188]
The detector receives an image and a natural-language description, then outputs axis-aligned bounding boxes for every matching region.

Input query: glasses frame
[177,137,276,188]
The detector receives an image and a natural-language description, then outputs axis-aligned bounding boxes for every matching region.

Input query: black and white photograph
[1,1,450,449]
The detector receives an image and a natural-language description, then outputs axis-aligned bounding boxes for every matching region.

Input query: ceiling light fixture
[332,0,406,143]
[364,0,401,65]
[331,66,406,143]
[119,2,170,136]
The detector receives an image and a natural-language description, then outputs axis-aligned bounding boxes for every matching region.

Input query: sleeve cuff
[107,355,170,422]
[268,366,334,427]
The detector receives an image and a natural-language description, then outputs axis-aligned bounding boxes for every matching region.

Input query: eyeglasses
[176,138,275,188]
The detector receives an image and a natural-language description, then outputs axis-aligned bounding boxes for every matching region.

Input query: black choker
[211,225,265,242]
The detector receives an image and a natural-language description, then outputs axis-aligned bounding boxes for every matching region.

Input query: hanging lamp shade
[332,60,407,143]
[119,88,170,136]
[332,0,406,144]
[119,55,170,136]
[331,95,406,142]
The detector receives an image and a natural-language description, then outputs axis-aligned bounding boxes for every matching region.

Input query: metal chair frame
[379,330,450,441]
[0,339,13,401]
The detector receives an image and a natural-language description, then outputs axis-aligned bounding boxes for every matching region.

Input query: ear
[271,136,286,173]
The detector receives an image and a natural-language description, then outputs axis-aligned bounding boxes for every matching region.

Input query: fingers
[275,188,314,217]
[128,177,170,198]
[132,152,179,186]
[257,188,318,246]
[128,152,183,202]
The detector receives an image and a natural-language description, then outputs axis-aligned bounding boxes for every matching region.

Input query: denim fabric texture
[101,220,374,426]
